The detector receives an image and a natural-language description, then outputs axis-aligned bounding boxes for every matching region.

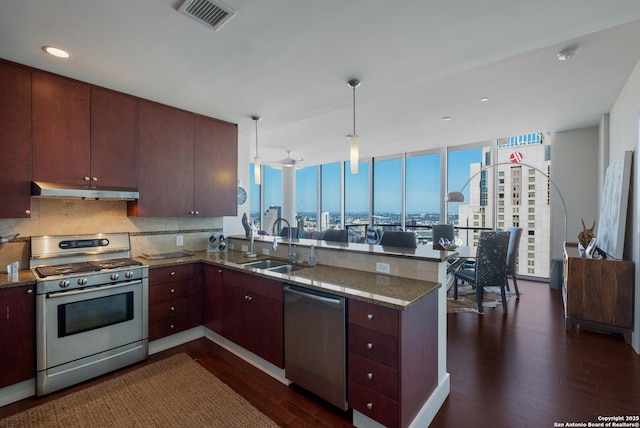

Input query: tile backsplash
[0,198,231,272]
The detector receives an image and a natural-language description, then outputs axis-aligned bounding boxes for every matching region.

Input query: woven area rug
[447,284,515,314]
[0,353,278,428]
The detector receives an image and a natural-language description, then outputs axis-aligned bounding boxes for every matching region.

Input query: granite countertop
[139,250,440,310]
[1,250,441,310]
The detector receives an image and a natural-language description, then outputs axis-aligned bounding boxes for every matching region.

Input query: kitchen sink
[267,264,308,274]
[242,259,289,270]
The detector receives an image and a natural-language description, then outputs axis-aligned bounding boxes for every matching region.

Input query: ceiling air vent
[177,0,236,31]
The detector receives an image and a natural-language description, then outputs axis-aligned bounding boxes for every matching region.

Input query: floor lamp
[445,161,568,246]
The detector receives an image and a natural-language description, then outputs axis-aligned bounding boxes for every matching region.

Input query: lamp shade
[254,156,261,185]
[349,135,359,174]
[445,191,465,202]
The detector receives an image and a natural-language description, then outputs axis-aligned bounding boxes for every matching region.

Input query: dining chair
[453,230,510,313]
[432,224,454,250]
[364,227,382,244]
[322,229,349,243]
[379,231,417,249]
[505,227,523,297]
[279,227,299,239]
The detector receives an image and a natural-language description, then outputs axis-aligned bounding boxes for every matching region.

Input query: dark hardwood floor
[1,279,639,427]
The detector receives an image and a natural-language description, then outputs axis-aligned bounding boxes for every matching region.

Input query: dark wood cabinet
[347,292,438,428]
[222,269,284,368]
[90,87,138,188]
[0,60,32,218]
[148,264,201,341]
[131,100,194,217]
[193,115,238,217]
[32,71,91,185]
[563,244,634,343]
[0,284,36,388]
[130,103,238,217]
[203,264,225,333]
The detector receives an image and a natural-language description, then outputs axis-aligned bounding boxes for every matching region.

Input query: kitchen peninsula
[1,235,454,428]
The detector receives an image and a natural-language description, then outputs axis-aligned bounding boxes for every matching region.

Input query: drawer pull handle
[367,402,373,410]
[170,289,175,293]
[170,306,175,311]
[245,295,253,301]
[170,271,176,276]
[170,324,174,329]
[367,372,373,380]
[367,314,374,320]
[367,342,373,350]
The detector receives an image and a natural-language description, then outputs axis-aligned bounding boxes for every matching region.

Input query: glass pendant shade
[254,156,261,185]
[349,135,359,174]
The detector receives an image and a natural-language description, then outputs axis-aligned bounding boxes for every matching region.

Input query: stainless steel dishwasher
[284,284,347,410]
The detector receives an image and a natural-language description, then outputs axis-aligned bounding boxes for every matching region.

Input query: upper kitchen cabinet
[32,72,138,188]
[193,115,238,217]
[0,60,31,218]
[130,100,195,217]
[32,72,90,185]
[129,102,238,217]
[90,87,138,188]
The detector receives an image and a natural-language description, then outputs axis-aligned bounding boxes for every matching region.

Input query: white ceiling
[2,0,640,166]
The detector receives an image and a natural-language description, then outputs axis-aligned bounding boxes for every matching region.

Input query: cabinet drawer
[223,268,283,301]
[149,279,192,304]
[149,264,193,286]
[149,296,193,322]
[349,299,399,336]
[348,351,398,400]
[348,379,399,428]
[348,324,399,369]
[149,313,193,341]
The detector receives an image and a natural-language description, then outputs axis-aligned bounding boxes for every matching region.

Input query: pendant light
[347,79,361,174]
[252,116,261,185]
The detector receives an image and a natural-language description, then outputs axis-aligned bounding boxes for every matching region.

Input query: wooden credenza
[563,243,634,343]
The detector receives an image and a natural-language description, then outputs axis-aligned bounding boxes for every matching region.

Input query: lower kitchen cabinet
[222,269,284,368]
[203,264,224,334]
[347,291,438,428]
[0,284,36,388]
[148,264,202,341]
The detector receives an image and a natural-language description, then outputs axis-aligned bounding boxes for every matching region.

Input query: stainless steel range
[30,233,149,396]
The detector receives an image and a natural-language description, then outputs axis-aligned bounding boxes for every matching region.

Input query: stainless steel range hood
[32,181,139,200]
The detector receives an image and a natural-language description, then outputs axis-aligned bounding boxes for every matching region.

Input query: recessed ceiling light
[480,97,489,102]
[43,46,71,59]
[557,48,576,61]
[441,116,452,121]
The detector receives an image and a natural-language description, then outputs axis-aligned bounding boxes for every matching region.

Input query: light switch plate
[376,262,390,274]
[176,235,183,246]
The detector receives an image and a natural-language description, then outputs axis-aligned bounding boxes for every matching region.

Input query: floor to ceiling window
[263,166,282,233]
[320,162,341,231]
[405,150,441,245]
[344,160,369,240]
[296,166,318,232]
[373,156,402,230]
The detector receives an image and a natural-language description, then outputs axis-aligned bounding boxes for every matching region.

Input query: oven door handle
[46,280,143,299]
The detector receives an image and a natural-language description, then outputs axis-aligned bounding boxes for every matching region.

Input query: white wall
[550,127,600,261]
[609,58,640,353]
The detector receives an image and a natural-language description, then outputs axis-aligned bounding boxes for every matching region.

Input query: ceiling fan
[267,150,304,168]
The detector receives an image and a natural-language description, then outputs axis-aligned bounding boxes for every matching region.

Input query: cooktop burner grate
[35,262,98,278]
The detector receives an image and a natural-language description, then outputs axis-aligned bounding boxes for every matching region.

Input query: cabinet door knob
[367,372,373,380]
[170,306,175,311]
[189,210,195,215]
[170,271,176,276]
[367,314,374,320]
[26,289,33,294]
[170,288,175,293]
[366,402,373,410]
[24,209,31,215]
[194,211,199,215]
[92,177,98,182]
[367,342,373,350]
[170,324,174,329]
[84,176,90,181]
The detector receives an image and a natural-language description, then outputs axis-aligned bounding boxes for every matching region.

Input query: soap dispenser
[308,244,318,266]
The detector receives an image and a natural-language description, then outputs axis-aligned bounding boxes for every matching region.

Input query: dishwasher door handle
[284,285,344,306]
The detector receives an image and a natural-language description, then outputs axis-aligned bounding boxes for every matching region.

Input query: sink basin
[267,264,308,274]
[242,259,288,270]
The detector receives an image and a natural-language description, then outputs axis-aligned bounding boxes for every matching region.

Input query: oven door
[37,279,147,370]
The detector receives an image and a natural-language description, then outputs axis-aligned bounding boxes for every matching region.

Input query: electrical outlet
[262,248,270,255]
[176,235,183,246]
[376,262,390,274]
[241,245,248,252]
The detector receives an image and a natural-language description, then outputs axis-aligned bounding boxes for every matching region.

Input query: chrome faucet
[245,220,258,258]
[272,218,296,264]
